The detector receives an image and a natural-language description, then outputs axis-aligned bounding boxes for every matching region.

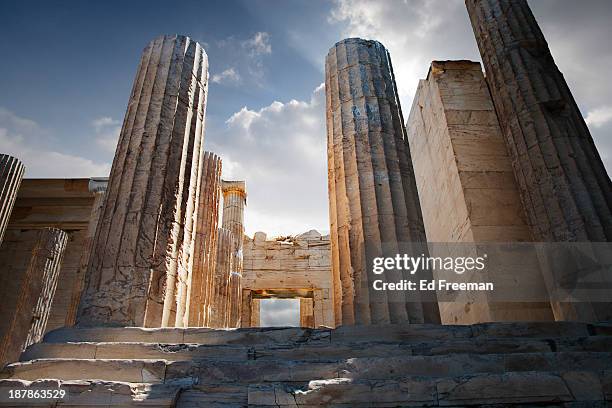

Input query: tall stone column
[66,179,107,326]
[466,0,612,321]
[210,227,233,327]
[0,228,68,366]
[184,152,222,326]
[221,180,246,328]
[0,154,25,246]
[325,38,440,326]
[77,35,209,327]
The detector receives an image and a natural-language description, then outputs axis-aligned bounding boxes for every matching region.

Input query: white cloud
[91,116,121,153]
[329,0,479,111]
[585,106,612,128]
[242,32,272,56]
[206,83,328,237]
[211,67,241,84]
[0,108,111,178]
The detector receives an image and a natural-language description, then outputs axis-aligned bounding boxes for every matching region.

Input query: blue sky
[2,0,612,237]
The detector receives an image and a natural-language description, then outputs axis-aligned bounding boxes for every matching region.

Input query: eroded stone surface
[241,230,334,328]
[466,0,612,322]
[76,35,209,328]
[325,38,440,326]
[0,228,68,366]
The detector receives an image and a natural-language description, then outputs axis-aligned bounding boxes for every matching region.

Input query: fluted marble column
[326,38,440,326]
[466,0,612,321]
[0,228,68,366]
[210,227,233,327]
[66,179,107,326]
[185,152,221,326]
[221,180,246,328]
[0,154,25,246]
[466,0,612,242]
[77,35,209,327]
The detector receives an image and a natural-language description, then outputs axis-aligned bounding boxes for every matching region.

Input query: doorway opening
[259,299,300,327]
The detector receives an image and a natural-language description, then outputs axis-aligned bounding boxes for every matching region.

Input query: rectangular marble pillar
[406,60,554,324]
[0,228,68,366]
[77,35,209,327]
[325,38,440,326]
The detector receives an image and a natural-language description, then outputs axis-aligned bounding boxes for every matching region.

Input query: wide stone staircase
[0,321,611,407]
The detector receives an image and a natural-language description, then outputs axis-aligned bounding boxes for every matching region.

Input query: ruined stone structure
[77,35,209,328]
[0,228,67,366]
[0,178,105,333]
[2,12,612,403]
[326,38,440,326]
[221,180,246,328]
[407,60,554,323]
[241,230,334,328]
[466,0,612,322]
[2,322,612,406]
[0,154,24,245]
[186,152,222,327]
[210,228,234,327]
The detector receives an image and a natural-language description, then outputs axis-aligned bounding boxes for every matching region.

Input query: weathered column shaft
[77,35,209,327]
[325,38,440,325]
[66,184,107,326]
[466,0,612,322]
[0,228,68,366]
[0,154,25,246]
[209,227,233,327]
[465,0,612,243]
[221,180,246,328]
[185,152,221,326]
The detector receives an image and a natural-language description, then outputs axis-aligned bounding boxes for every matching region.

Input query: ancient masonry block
[184,152,221,327]
[241,230,335,328]
[407,60,553,323]
[221,180,246,328]
[0,228,68,366]
[466,0,612,321]
[0,154,25,245]
[209,227,234,327]
[325,38,440,325]
[77,35,209,327]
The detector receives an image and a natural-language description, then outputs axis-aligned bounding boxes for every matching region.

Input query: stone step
[20,342,250,362]
[2,370,610,407]
[1,359,169,383]
[43,321,609,346]
[247,370,612,407]
[19,335,612,364]
[0,378,195,407]
[5,352,611,385]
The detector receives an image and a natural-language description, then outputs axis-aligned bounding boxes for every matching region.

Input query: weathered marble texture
[2,321,612,406]
[185,152,221,327]
[407,60,554,324]
[209,228,234,328]
[221,181,246,328]
[241,230,335,328]
[0,154,24,246]
[325,38,440,326]
[0,228,67,366]
[76,35,209,327]
[466,0,612,322]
